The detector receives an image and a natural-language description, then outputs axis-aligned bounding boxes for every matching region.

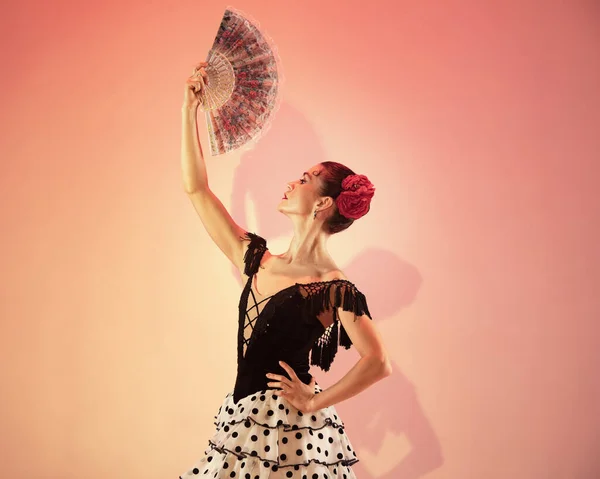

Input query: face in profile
[277,163,325,218]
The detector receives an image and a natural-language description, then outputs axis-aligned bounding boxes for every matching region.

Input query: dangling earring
[313,210,318,220]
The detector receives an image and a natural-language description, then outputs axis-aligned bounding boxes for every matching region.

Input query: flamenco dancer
[179,61,392,479]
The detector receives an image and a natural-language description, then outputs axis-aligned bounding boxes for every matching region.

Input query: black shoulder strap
[241,232,268,277]
[303,280,372,371]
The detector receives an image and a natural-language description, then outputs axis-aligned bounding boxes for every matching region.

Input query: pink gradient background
[1,0,599,478]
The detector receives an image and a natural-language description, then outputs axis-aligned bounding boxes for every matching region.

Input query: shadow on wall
[228,101,443,478]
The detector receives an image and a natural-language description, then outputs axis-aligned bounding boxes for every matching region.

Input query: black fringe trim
[241,232,267,277]
[213,414,346,433]
[206,440,359,468]
[305,280,372,372]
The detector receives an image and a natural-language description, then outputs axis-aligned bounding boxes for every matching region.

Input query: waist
[234,356,312,403]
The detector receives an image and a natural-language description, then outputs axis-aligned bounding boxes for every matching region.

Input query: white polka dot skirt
[179,384,358,479]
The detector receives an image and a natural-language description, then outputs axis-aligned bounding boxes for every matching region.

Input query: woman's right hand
[183,61,209,110]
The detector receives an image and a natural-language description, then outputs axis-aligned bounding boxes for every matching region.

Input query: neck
[281,215,331,265]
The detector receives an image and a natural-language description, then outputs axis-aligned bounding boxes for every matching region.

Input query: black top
[232,232,372,403]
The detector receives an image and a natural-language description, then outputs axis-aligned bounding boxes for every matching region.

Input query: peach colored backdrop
[1,0,599,478]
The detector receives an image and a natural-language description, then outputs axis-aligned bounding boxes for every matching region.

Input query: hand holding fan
[194,7,283,156]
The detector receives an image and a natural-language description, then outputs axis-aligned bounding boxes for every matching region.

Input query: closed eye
[299,178,307,184]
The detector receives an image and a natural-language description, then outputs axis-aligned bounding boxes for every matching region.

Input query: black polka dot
[244,420,251,428]
[224,425,230,432]
[296,449,303,456]
[291,424,299,430]
[286,472,294,478]
[252,408,259,414]
[280,453,287,461]
[298,411,303,416]
[328,437,334,443]
[265,445,271,452]
[251,396,256,401]
[228,408,234,414]
[262,462,269,468]
[307,443,313,450]
[338,427,344,434]
[318,433,324,439]
[192,468,199,474]
[317,447,321,453]
[278,404,285,410]
[277,419,283,426]
[272,465,279,472]
[267,410,274,416]
[260,395,266,401]
[245,474,250,479]
[235,446,242,453]
[223,462,229,469]
[347,445,351,451]
[232,432,239,438]
[272,394,277,400]
[251,435,258,441]
[337,453,343,459]
[263,429,270,436]
[295,432,302,439]
[207,457,213,462]
[312,474,319,479]
[325,450,329,456]
[311,415,317,421]
[229,472,236,478]
[251,451,258,456]
[282,437,288,444]
[285,408,289,414]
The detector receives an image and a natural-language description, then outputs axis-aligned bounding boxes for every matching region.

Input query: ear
[316,196,335,212]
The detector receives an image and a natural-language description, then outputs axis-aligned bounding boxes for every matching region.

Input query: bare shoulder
[321,268,349,282]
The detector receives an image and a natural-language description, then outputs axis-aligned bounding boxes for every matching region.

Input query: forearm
[181,106,208,193]
[310,356,391,411]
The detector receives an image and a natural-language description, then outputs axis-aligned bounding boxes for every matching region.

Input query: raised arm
[181,64,248,273]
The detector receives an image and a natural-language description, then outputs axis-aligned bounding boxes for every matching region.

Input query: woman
[179,63,392,479]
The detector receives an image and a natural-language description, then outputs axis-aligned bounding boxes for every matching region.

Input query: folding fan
[195,7,283,156]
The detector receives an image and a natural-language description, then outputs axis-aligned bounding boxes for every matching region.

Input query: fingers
[267,382,288,393]
[186,77,204,94]
[192,61,209,75]
[279,361,299,380]
[267,374,292,387]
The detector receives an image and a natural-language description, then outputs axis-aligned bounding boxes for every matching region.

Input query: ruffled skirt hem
[179,384,358,479]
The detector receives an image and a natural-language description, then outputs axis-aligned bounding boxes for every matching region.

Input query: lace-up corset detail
[240,278,298,358]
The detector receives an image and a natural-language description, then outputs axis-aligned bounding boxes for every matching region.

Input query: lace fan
[198,7,283,156]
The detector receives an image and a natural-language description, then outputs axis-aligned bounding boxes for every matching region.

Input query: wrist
[182,105,199,114]
[308,393,320,413]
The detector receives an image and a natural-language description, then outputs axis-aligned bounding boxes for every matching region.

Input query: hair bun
[335,174,375,220]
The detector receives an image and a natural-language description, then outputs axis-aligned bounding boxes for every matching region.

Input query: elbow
[368,354,393,379]
[184,184,208,195]
[380,357,393,378]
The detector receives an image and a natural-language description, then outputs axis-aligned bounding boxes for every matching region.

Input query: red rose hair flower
[335,174,375,220]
